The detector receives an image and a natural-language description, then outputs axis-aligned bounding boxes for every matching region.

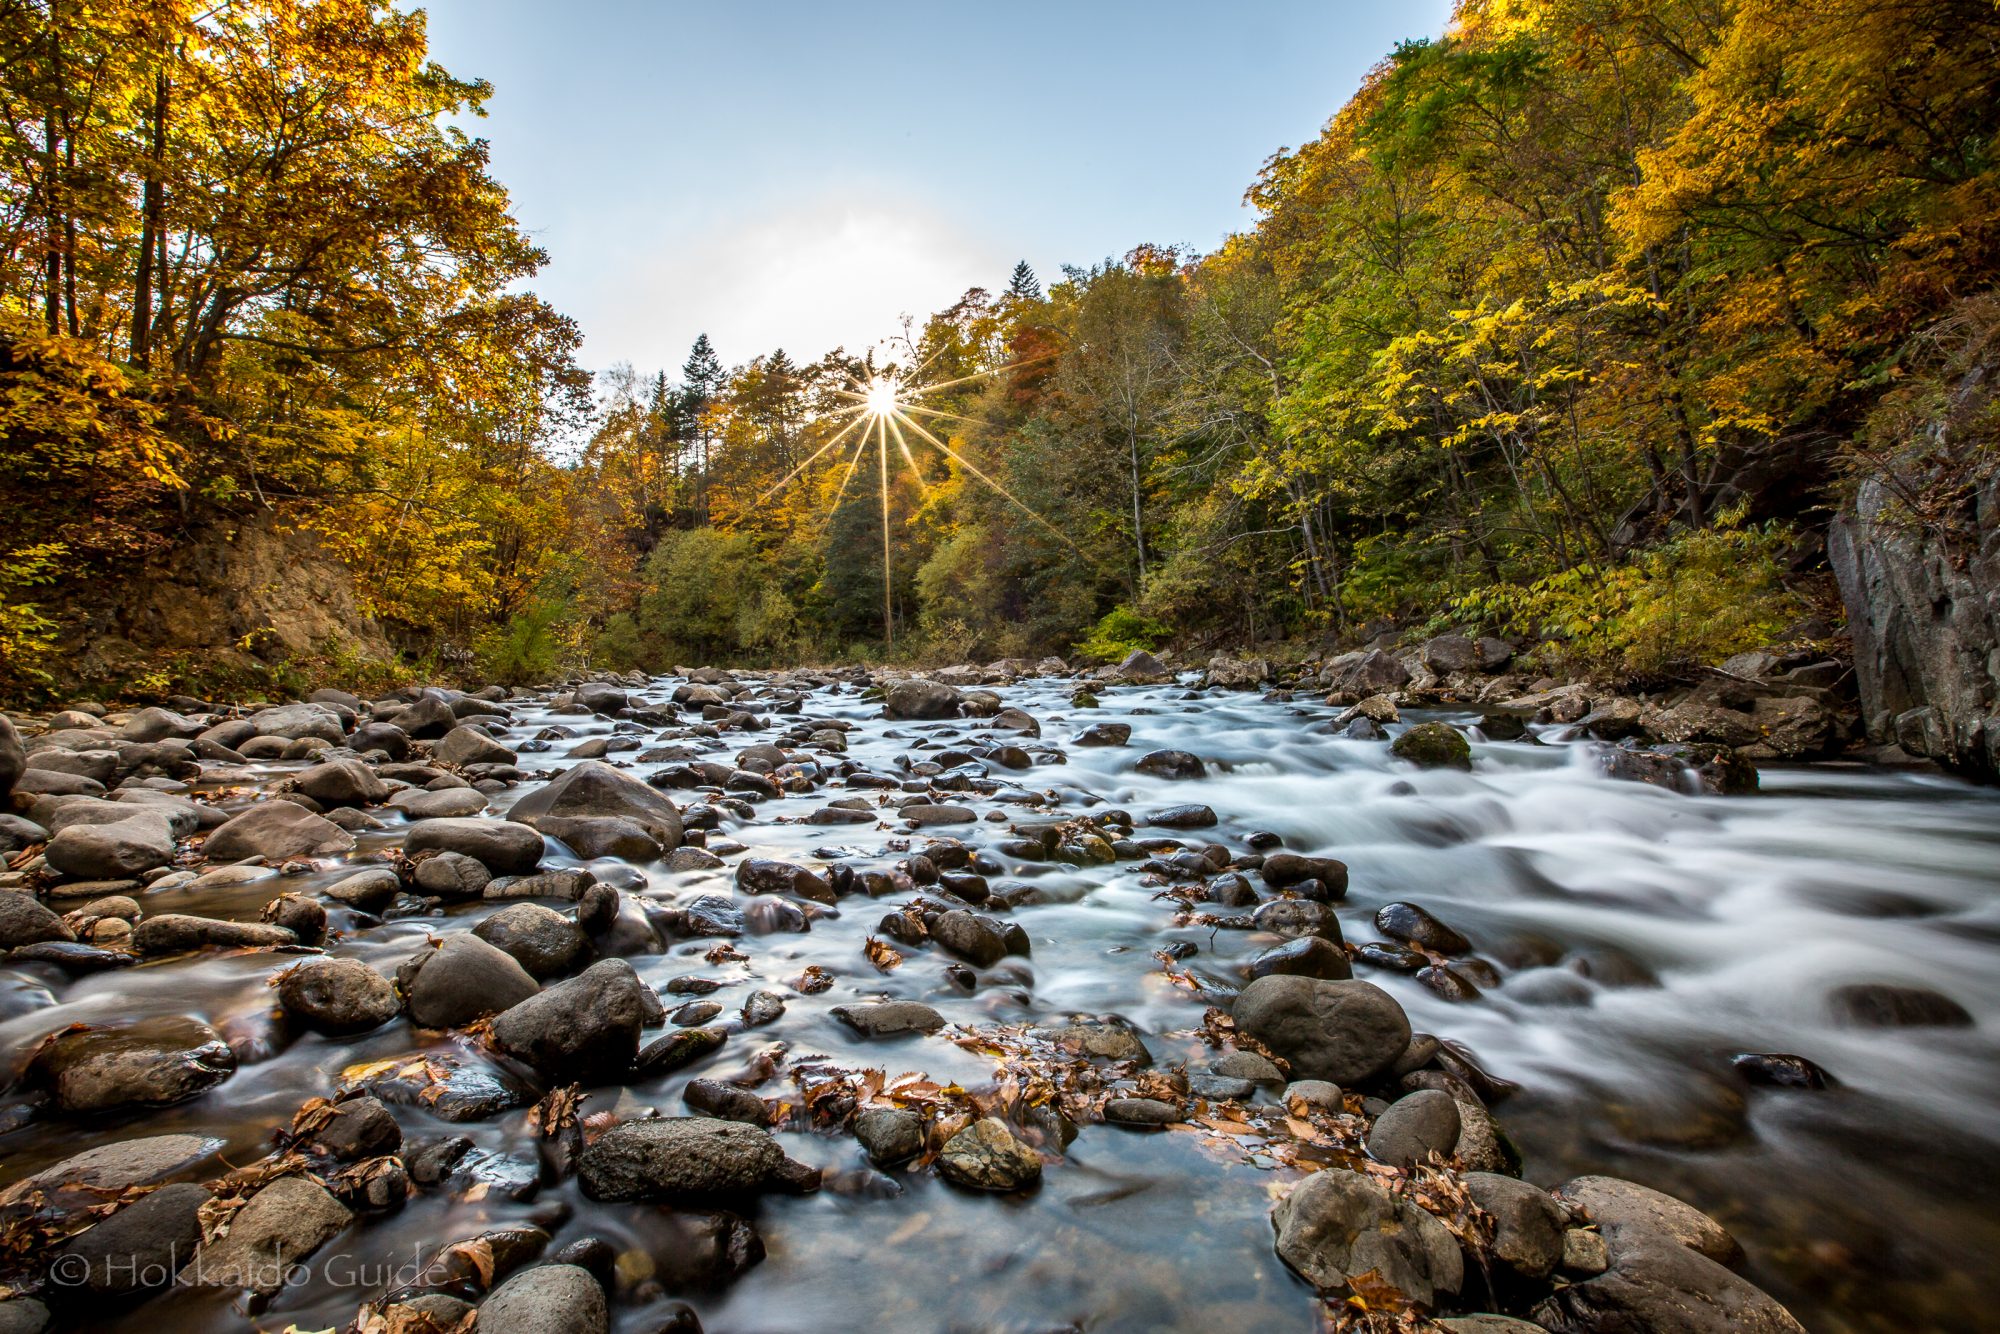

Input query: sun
[864,376,900,417]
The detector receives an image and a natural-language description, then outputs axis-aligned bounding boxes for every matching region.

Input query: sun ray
[895,412,1078,549]
[745,410,870,511]
[814,421,874,535]
[877,415,894,646]
[884,413,929,498]
[899,352,1058,400]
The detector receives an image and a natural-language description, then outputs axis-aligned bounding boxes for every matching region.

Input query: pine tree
[1006,261,1042,301]
[679,334,726,522]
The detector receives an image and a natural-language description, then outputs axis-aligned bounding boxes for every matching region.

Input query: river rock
[406,817,546,875]
[477,1263,608,1334]
[1135,748,1205,779]
[0,893,73,949]
[1075,722,1131,746]
[0,715,23,798]
[854,1107,925,1165]
[475,903,589,979]
[1245,936,1352,981]
[937,1117,1041,1191]
[324,867,401,912]
[1553,1175,1741,1265]
[1115,649,1169,681]
[1252,899,1344,942]
[1324,649,1410,697]
[1104,1097,1182,1127]
[405,934,541,1029]
[883,679,963,720]
[54,1180,208,1298]
[1035,1018,1152,1064]
[1532,1226,1805,1334]
[1234,976,1411,1085]
[506,760,682,859]
[1391,722,1472,769]
[1465,1173,1567,1279]
[305,1095,402,1160]
[247,703,346,743]
[393,786,490,819]
[25,1134,222,1191]
[683,1078,770,1125]
[435,724,517,768]
[204,801,354,861]
[736,858,834,902]
[832,1001,946,1037]
[1367,1088,1461,1168]
[290,759,389,808]
[1271,1167,1463,1304]
[1827,982,1973,1028]
[414,850,492,898]
[45,812,175,880]
[1259,852,1350,895]
[490,959,649,1083]
[1376,901,1472,954]
[930,909,1015,966]
[29,1017,236,1113]
[579,1117,788,1201]
[635,1027,727,1076]
[278,957,400,1034]
[130,914,295,955]
[186,1175,350,1296]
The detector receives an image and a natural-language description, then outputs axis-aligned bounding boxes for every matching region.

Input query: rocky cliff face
[63,511,391,692]
[1829,366,2000,779]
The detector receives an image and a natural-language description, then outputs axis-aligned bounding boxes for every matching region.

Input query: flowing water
[4,675,1999,1332]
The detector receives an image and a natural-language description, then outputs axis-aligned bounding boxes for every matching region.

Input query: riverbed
[4,674,1996,1333]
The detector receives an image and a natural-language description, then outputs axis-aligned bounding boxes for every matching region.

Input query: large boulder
[883,679,963,720]
[1271,1168,1463,1305]
[579,1118,788,1201]
[1391,722,1473,770]
[404,934,540,1029]
[44,812,175,879]
[1114,649,1169,682]
[204,802,355,861]
[405,817,545,875]
[27,1017,236,1114]
[490,959,649,1083]
[506,760,682,860]
[1233,976,1411,1085]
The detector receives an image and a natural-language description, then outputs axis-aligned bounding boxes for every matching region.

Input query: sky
[418,0,1456,378]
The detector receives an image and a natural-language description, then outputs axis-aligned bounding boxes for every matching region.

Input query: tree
[1006,260,1041,301]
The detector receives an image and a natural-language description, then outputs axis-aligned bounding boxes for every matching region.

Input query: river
[4,673,1997,1332]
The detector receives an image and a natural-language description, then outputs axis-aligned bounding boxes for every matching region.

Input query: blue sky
[418,0,1455,376]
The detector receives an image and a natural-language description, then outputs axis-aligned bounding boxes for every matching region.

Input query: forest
[2,0,1997,697]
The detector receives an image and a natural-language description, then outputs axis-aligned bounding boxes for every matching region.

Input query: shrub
[1453,521,1800,674]
[1075,604,1172,662]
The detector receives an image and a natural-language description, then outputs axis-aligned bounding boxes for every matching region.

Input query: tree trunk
[131,69,169,365]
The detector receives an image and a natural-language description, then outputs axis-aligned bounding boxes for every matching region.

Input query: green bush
[1074,604,1172,662]
[1453,521,1800,674]
[476,598,570,683]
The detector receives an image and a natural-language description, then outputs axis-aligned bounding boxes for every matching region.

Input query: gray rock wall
[1828,375,2000,779]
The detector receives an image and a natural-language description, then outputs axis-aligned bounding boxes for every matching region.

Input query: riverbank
[0,671,1994,1332]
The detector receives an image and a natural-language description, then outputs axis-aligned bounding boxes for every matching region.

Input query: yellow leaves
[863,935,904,972]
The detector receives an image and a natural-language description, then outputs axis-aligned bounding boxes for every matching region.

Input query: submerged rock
[29,1017,236,1114]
